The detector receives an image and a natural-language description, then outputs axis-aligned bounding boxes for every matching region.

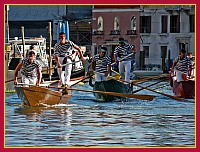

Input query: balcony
[126,30,137,35]
[93,30,104,35]
[110,30,120,35]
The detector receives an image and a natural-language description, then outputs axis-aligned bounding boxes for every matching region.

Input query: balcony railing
[93,30,104,35]
[126,30,137,35]
[110,30,120,35]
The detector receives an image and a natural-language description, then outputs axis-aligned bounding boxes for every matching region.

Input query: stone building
[92,5,195,71]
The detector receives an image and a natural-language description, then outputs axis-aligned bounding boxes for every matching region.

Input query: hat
[28,50,36,56]
[118,37,125,43]
[100,47,107,53]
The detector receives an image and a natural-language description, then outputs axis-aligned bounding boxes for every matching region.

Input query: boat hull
[15,86,71,107]
[93,79,132,101]
[172,80,195,98]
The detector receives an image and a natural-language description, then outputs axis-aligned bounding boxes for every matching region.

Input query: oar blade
[68,88,154,101]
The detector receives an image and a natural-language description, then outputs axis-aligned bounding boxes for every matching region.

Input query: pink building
[92,5,140,59]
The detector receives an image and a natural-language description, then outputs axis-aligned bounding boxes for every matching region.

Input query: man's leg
[57,57,65,85]
[124,61,131,82]
[119,62,125,80]
[29,77,37,85]
[64,59,72,86]
[21,75,30,87]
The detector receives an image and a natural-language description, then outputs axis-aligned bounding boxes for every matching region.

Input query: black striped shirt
[174,56,191,74]
[54,40,77,57]
[114,43,135,61]
[93,55,111,73]
[21,58,42,77]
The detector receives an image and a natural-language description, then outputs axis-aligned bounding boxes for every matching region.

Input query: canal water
[5,82,195,147]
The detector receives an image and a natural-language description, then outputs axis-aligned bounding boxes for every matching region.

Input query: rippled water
[5,82,195,147]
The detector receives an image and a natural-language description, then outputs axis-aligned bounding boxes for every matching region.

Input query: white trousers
[119,60,131,82]
[95,73,107,82]
[21,75,37,85]
[57,57,72,85]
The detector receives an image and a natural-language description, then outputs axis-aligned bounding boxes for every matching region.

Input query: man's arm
[105,64,111,76]
[14,62,23,84]
[90,59,95,71]
[36,67,42,85]
[114,54,118,62]
[74,45,84,61]
[54,55,61,68]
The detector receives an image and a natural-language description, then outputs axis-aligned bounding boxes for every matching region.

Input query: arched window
[114,17,120,30]
[131,16,136,30]
[97,16,103,31]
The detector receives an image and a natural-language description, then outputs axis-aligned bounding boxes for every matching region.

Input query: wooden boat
[92,79,133,101]
[15,76,85,107]
[170,72,195,98]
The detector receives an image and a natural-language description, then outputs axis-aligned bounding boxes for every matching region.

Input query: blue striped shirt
[93,55,111,74]
[21,58,42,78]
[174,55,191,74]
[54,40,77,57]
[114,43,135,61]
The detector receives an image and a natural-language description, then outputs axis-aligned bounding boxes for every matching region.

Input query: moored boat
[92,79,132,101]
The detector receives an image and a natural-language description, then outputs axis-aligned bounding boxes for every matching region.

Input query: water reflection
[10,105,74,146]
[5,83,195,147]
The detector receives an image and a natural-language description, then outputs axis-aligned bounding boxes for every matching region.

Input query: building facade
[139,5,195,71]
[92,5,195,71]
[92,5,140,63]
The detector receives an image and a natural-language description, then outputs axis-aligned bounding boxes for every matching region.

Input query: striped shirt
[21,58,42,78]
[114,43,135,61]
[54,40,77,57]
[93,54,111,74]
[189,56,195,69]
[174,55,192,74]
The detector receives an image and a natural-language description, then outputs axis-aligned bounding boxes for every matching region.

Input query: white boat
[7,37,49,77]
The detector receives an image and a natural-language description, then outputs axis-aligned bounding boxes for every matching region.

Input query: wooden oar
[71,74,94,87]
[131,73,169,84]
[111,53,134,66]
[15,83,35,86]
[68,88,154,101]
[131,82,190,102]
[113,76,193,102]
[154,83,169,90]
[60,60,82,67]
[132,78,168,94]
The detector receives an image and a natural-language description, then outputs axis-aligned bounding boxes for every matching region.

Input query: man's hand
[104,71,109,77]
[80,56,85,61]
[14,79,18,85]
[57,62,61,68]
[36,81,40,86]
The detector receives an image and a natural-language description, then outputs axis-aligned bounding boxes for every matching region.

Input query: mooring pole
[48,22,52,80]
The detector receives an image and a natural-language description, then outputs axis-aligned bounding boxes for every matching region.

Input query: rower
[171,48,192,82]
[90,47,111,82]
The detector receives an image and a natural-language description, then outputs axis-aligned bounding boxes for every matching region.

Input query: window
[161,46,167,58]
[170,15,180,33]
[144,46,149,58]
[97,16,103,31]
[131,16,136,30]
[114,17,120,30]
[179,43,189,52]
[140,16,151,33]
[161,16,168,33]
[189,15,195,32]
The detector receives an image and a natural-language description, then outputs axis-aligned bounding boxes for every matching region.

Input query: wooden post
[21,26,25,57]
[48,22,52,80]
[168,49,171,71]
